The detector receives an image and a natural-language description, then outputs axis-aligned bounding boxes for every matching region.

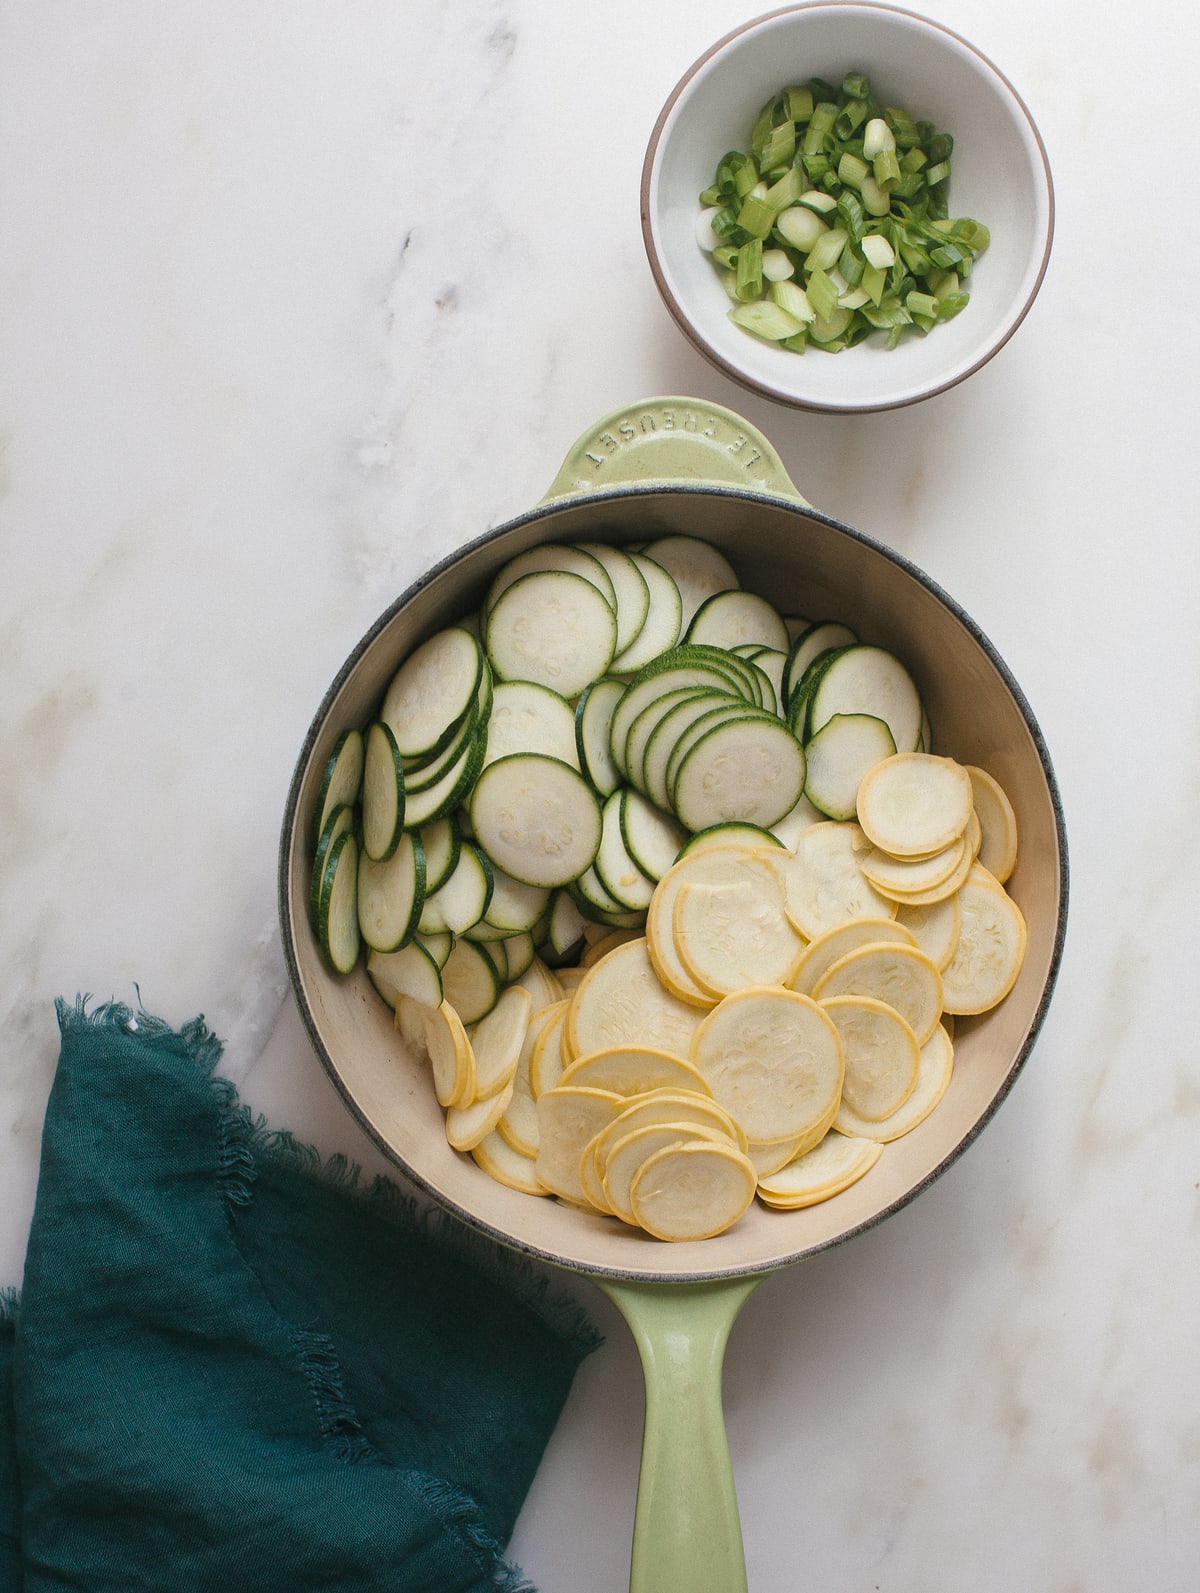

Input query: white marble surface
[2,3,1198,1589]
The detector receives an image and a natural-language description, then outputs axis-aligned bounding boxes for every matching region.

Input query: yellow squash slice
[527,1000,569,1099]
[559,1044,712,1098]
[859,832,968,896]
[671,861,805,999]
[781,821,897,939]
[790,916,915,996]
[820,994,920,1121]
[965,765,1019,883]
[646,843,770,1007]
[586,1086,747,1156]
[894,894,962,971]
[396,995,475,1108]
[629,1139,758,1241]
[856,752,973,858]
[533,1085,624,1205]
[497,1003,564,1158]
[467,984,532,1100]
[811,941,944,1047]
[834,1022,954,1141]
[939,865,1028,1014]
[690,986,844,1144]
[471,1126,547,1196]
[756,1131,883,1208]
[564,937,704,1064]
[598,1120,732,1225]
[445,1081,514,1152]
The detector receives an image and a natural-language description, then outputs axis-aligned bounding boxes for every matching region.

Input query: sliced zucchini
[419,839,494,936]
[484,569,618,697]
[569,865,647,930]
[482,863,553,935]
[310,802,356,923]
[575,677,625,798]
[576,541,652,656]
[361,720,405,861]
[542,888,590,967]
[807,644,924,755]
[400,665,488,789]
[639,534,740,632]
[483,679,580,770]
[366,939,443,1010]
[469,753,602,889]
[672,713,807,832]
[380,626,484,761]
[402,725,486,829]
[594,790,657,911]
[685,588,790,654]
[441,936,502,1025]
[803,712,897,822]
[677,821,784,858]
[418,814,462,897]
[501,930,538,982]
[664,702,778,807]
[783,621,858,707]
[608,650,753,777]
[483,542,618,619]
[316,828,361,975]
[310,728,364,854]
[356,829,426,953]
[619,685,709,791]
[619,787,689,881]
[736,645,787,714]
[415,929,453,969]
[785,645,853,741]
[608,551,685,673]
[638,690,740,810]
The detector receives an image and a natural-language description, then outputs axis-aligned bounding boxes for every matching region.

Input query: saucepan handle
[540,396,810,507]
[596,1272,765,1593]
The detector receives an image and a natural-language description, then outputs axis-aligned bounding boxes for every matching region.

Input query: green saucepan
[278,395,1068,1592]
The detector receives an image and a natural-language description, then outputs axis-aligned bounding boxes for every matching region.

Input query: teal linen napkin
[1,996,600,1592]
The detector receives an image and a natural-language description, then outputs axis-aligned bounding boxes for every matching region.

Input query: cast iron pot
[279,396,1068,1592]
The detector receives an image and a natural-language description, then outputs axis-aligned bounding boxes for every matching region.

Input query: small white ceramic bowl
[641,2,1054,413]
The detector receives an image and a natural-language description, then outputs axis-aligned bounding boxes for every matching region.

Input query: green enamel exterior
[596,1273,766,1593]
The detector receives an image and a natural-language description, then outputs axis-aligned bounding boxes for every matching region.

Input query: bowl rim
[640,0,1056,413]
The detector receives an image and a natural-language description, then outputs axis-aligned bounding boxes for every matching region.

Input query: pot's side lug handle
[597,1272,765,1593]
[540,396,810,507]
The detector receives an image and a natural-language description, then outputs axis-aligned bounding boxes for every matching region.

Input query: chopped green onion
[806,226,849,274]
[863,118,895,159]
[735,237,764,300]
[769,277,815,323]
[728,299,806,341]
[758,119,796,170]
[775,204,829,252]
[697,71,985,357]
[860,175,892,217]
[837,151,870,190]
[873,149,902,189]
[765,165,804,213]
[784,85,814,122]
[737,194,777,238]
[806,266,839,322]
[860,232,895,270]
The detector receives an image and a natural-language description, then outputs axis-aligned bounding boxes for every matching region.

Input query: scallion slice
[697,71,987,356]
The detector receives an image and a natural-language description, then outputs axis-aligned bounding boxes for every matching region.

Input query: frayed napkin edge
[53,993,604,1364]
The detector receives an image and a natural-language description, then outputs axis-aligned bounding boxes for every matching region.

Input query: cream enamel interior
[280,486,1066,1283]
